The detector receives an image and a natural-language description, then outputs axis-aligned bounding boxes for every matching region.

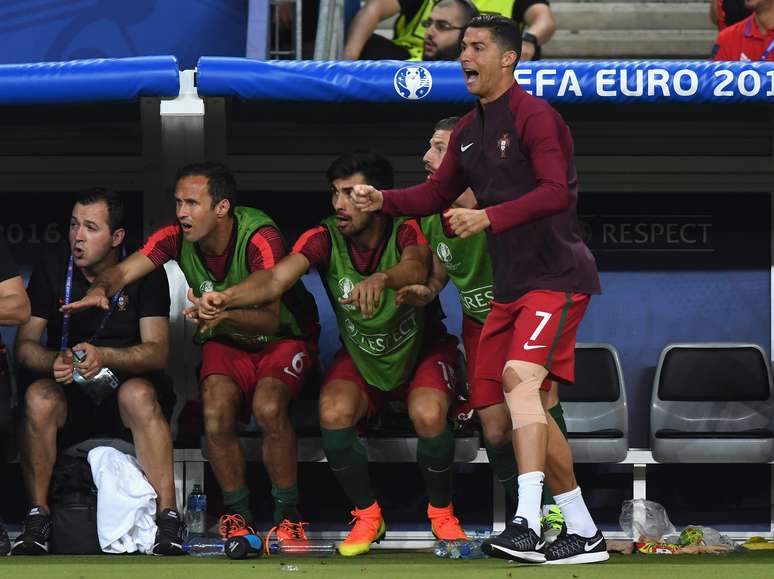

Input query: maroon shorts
[200,338,318,404]
[475,290,590,388]
[323,334,460,415]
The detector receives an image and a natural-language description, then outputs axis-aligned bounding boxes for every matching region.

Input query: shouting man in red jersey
[351,15,606,566]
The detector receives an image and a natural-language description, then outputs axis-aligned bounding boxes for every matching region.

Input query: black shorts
[19,369,176,451]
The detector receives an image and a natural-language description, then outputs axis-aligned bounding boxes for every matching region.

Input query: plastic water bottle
[274,539,336,557]
[434,539,487,559]
[183,536,225,557]
[433,540,450,558]
[459,539,487,559]
[186,484,207,535]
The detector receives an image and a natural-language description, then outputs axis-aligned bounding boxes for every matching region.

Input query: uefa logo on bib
[394,66,432,100]
[436,242,452,264]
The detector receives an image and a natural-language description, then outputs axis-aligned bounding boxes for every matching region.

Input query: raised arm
[62,251,157,313]
[353,129,467,216]
[344,0,402,60]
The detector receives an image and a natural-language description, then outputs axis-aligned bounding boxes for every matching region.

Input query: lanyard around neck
[745,17,774,60]
[60,248,125,351]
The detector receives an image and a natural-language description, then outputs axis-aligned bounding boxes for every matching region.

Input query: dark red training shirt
[141,223,285,278]
[381,82,600,303]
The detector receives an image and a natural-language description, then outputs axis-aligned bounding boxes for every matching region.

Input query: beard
[422,42,462,62]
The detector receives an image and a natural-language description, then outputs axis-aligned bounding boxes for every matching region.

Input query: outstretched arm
[197,253,311,319]
[353,131,467,216]
[61,252,157,313]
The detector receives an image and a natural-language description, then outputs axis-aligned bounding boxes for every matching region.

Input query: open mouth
[463,68,479,83]
[180,222,193,233]
[72,247,85,259]
[335,214,351,228]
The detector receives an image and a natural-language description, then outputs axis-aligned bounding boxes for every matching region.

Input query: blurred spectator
[422,0,479,60]
[344,0,555,61]
[712,0,774,60]
[710,0,751,30]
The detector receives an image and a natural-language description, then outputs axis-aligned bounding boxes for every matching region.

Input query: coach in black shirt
[13,189,184,556]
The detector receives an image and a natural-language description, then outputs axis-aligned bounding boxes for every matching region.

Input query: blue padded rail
[0,56,180,105]
[196,58,774,104]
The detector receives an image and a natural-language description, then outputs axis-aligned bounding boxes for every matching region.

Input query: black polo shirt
[26,244,170,350]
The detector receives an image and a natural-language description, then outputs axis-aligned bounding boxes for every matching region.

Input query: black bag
[49,456,101,554]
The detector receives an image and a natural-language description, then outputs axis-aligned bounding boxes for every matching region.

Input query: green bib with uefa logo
[179,206,309,351]
[322,215,425,391]
[421,214,494,324]
[393,0,516,61]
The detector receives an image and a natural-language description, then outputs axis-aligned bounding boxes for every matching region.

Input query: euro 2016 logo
[199,280,214,294]
[394,66,432,100]
[338,277,358,311]
[436,242,452,264]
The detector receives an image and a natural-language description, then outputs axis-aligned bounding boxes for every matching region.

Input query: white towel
[87,446,158,554]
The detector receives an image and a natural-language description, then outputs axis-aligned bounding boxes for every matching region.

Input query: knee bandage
[503,361,548,430]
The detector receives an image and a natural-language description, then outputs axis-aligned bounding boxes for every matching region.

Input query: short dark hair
[434,0,479,23]
[176,162,238,215]
[74,188,124,233]
[434,116,460,132]
[464,14,522,62]
[326,151,394,190]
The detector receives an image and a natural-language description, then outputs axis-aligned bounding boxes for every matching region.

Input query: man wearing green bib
[397,116,568,535]
[192,152,469,556]
[62,163,320,542]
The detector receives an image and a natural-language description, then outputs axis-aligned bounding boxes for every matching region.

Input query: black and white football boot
[481,516,546,563]
[543,525,609,565]
[10,506,51,555]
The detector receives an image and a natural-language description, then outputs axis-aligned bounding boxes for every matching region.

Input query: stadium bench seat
[650,343,774,463]
[558,343,629,463]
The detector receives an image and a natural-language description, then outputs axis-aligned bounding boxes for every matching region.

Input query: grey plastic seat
[650,343,774,463]
[558,343,628,463]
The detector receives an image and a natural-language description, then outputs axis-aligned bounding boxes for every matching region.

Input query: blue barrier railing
[0,56,180,105]
[196,58,774,104]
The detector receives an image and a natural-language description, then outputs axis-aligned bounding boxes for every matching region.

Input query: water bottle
[448,541,462,559]
[183,536,225,557]
[186,484,207,535]
[271,539,336,557]
[458,539,487,560]
[433,540,450,558]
